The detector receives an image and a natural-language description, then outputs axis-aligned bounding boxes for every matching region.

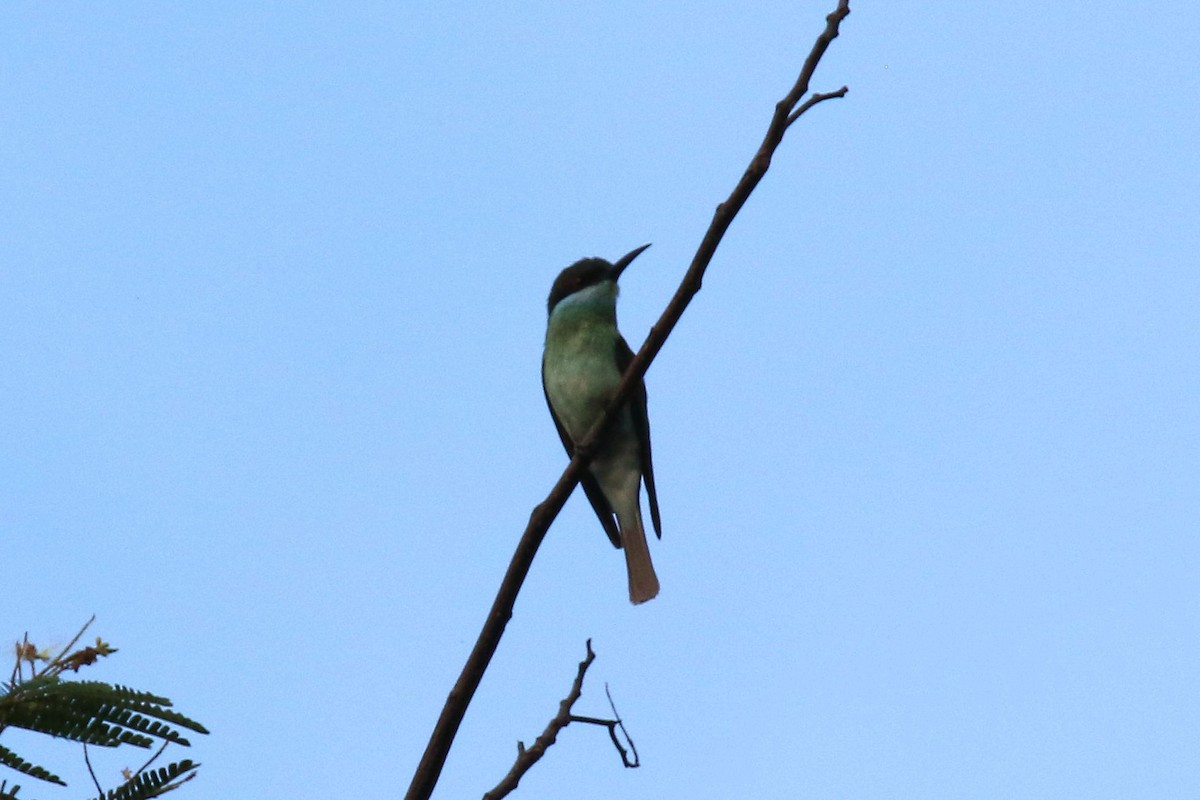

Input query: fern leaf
[0,680,207,748]
[104,760,200,800]
[0,744,65,786]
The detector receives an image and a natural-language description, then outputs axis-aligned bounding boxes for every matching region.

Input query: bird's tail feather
[619,508,660,604]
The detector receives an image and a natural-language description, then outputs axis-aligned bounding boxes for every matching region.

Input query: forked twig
[483,641,636,800]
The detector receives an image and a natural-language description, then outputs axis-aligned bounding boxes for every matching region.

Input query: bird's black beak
[611,243,652,280]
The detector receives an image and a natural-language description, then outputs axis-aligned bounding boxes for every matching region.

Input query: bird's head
[546,243,651,315]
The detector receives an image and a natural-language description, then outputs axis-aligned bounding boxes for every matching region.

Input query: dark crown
[546,258,614,315]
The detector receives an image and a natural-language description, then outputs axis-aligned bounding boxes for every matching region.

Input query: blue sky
[3,2,1198,798]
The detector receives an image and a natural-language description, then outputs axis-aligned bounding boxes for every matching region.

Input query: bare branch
[483,642,634,800]
[405,5,851,798]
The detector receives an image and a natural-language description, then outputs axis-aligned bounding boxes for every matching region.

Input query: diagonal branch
[405,4,850,798]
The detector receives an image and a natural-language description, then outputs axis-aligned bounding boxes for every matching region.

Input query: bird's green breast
[543,298,623,442]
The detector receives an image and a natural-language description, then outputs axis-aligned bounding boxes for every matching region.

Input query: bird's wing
[616,335,662,538]
[542,358,623,548]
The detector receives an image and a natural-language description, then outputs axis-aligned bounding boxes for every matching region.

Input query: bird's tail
[618,507,660,604]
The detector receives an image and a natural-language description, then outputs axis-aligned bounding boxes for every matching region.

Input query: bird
[542,244,663,604]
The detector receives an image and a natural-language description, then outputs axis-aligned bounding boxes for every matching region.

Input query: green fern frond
[104,760,199,800]
[0,673,59,704]
[41,683,208,736]
[0,778,23,800]
[0,679,207,748]
[0,744,64,786]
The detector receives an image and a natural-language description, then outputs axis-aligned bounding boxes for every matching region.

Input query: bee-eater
[542,244,663,604]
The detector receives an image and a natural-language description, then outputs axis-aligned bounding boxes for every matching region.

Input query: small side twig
[483,641,635,800]
[787,86,850,125]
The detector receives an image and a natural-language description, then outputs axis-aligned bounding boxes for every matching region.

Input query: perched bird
[542,244,663,604]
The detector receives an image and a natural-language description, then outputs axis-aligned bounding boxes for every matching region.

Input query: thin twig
[83,743,102,798]
[11,634,28,686]
[135,739,171,778]
[43,615,96,679]
[405,5,850,798]
[603,682,638,767]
